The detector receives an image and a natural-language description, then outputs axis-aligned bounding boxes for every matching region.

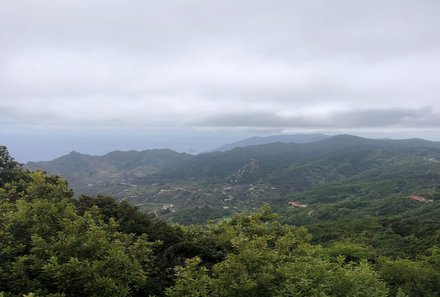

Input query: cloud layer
[1,0,440,131]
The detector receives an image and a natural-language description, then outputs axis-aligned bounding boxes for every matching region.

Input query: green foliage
[74,195,182,241]
[73,194,189,295]
[0,162,153,296]
[2,145,440,296]
[0,145,22,185]
[164,206,234,225]
[379,253,440,297]
[302,216,440,259]
[0,146,32,197]
[1,208,153,296]
[165,257,210,297]
[326,242,374,263]
[166,206,388,297]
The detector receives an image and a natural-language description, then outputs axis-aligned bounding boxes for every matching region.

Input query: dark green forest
[1,145,440,296]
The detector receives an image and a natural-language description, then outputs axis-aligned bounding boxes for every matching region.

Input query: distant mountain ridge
[20,135,440,258]
[27,135,440,182]
[27,149,192,194]
[26,134,440,199]
[212,133,330,152]
[178,134,440,173]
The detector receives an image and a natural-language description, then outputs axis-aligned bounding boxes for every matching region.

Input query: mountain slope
[213,133,329,152]
[27,149,192,194]
[166,135,440,180]
[22,136,440,262]
[26,135,440,210]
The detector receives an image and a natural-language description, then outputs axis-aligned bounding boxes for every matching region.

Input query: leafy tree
[0,167,154,296]
[326,242,374,263]
[74,194,187,295]
[379,253,440,297]
[0,145,31,196]
[166,206,388,297]
[0,146,21,175]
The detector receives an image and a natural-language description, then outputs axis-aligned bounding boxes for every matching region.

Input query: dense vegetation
[27,135,440,217]
[1,145,440,296]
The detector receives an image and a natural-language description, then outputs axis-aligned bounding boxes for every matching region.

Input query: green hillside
[26,136,440,225]
[2,145,440,296]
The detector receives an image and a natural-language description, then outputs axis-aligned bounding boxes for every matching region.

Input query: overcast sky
[1,0,440,161]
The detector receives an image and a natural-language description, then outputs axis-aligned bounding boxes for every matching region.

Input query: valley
[27,134,440,228]
[4,134,440,296]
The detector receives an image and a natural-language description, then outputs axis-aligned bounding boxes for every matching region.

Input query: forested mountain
[165,134,440,179]
[23,135,440,262]
[27,135,440,207]
[212,133,329,152]
[27,149,192,195]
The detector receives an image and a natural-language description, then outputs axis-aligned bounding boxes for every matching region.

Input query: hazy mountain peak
[213,133,329,152]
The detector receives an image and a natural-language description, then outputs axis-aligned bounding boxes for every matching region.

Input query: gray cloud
[197,107,440,129]
[1,0,440,133]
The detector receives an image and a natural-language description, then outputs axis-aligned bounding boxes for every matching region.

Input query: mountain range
[27,134,440,225]
[212,133,329,151]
